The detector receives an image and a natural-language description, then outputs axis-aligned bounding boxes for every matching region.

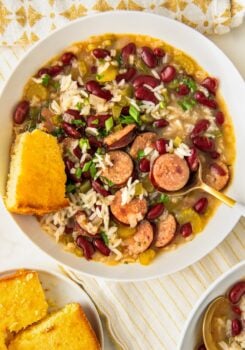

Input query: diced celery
[173,136,182,147]
[121,86,133,98]
[141,114,153,123]
[135,183,145,196]
[112,105,122,120]
[142,177,154,193]
[79,180,91,193]
[113,124,123,132]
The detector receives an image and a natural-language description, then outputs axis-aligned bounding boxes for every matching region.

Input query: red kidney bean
[135,86,157,104]
[177,84,190,96]
[210,163,227,176]
[153,119,169,128]
[64,225,73,234]
[155,138,167,154]
[93,238,110,256]
[160,65,176,83]
[37,67,50,77]
[116,67,136,83]
[64,158,74,172]
[121,42,136,62]
[215,111,225,126]
[210,151,220,159]
[147,203,164,220]
[232,319,242,337]
[93,48,110,59]
[186,148,199,171]
[73,145,82,159]
[85,80,101,93]
[60,52,76,65]
[153,47,165,57]
[85,80,112,101]
[87,114,110,128]
[88,135,103,149]
[62,122,81,139]
[194,91,217,109]
[193,197,208,214]
[121,106,130,115]
[92,180,110,197]
[133,75,160,89]
[180,222,192,237]
[141,46,157,68]
[232,306,242,315]
[76,236,94,260]
[13,100,29,124]
[228,281,245,304]
[65,109,81,119]
[191,119,210,138]
[49,65,63,77]
[139,158,150,172]
[198,345,206,350]
[96,89,112,101]
[192,136,215,152]
[201,77,218,95]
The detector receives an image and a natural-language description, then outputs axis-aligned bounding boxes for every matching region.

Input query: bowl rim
[177,260,245,349]
[0,11,244,281]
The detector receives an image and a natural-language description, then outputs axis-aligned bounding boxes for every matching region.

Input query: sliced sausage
[204,161,230,191]
[129,132,157,159]
[101,151,133,187]
[75,211,102,235]
[124,220,154,256]
[110,190,147,226]
[107,129,136,150]
[151,154,190,191]
[155,214,176,248]
[104,124,136,147]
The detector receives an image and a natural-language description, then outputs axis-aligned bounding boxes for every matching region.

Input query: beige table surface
[0,21,244,350]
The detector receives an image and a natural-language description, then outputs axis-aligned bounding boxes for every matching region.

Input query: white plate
[0,268,104,348]
[178,260,245,349]
[0,11,244,281]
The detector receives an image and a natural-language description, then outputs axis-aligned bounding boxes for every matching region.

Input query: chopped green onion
[91,119,99,125]
[167,79,179,89]
[178,98,196,111]
[66,183,76,193]
[51,127,64,138]
[101,232,109,245]
[158,193,169,204]
[76,102,83,111]
[79,138,90,150]
[72,119,85,126]
[51,80,60,91]
[41,74,51,87]
[80,180,91,193]
[82,160,92,173]
[105,117,114,132]
[120,115,141,125]
[101,177,114,187]
[75,168,83,178]
[137,150,145,160]
[181,77,197,92]
[112,105,122,119]
[90,162,97,178]
[159,101,166,109]
[129,104,140,122]
[96,74,102,81]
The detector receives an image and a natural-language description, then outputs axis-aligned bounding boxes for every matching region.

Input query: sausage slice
[76,211,102,235]
[124,220,153,256]
[101,151,133,187]
[110,190,147,226]
[151,153,190,191]
[155,214,176,248]
[104,124,136,146]
[204,161,230,191]
[129,132,157,159]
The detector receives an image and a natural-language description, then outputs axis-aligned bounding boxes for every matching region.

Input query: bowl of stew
[178,260,245,350]
[0,11,244,280]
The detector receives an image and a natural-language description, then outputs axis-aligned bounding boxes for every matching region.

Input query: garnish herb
[101,232,109,245]
[75,168,83,178]
[137,150,145,160]
[89,162,97,178]
[101,177,114,187]
[41,74,51,87]
[91,119,99,125]
[72,119,85,126]
[129,104,140,122]
[181,77,197,92]
[105,117,114,132]
[79,138,90,150]
[66,183,76,193]
[120,115,141,126]
[51,127,64,138]
[82,160,92,173]
[158,193,169,204]
[178,98,196,111]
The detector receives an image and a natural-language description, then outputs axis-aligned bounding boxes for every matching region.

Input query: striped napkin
[64,218,245,350]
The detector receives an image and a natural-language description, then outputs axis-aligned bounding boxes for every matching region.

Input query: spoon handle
[232,202,245,217]
[200,183,236,207]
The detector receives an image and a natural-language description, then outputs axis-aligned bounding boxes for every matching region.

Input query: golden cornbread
[9,303,101,350]
[5,129,69,215]
[0,270,48,335]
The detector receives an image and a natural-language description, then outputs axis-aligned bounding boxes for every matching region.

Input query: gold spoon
[164,162,241,209]
[202,296,231,350]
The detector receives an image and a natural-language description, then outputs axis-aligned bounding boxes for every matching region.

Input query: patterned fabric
[0,0,245,47]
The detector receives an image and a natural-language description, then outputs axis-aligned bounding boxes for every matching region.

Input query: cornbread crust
[9,303,101,350]
[0,270,48,337]
[5,129,69,215]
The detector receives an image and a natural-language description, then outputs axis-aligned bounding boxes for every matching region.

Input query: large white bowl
[178,261,245,349]
[0,12,244,281]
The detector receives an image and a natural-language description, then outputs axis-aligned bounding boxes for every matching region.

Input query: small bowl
[178,260,245,349]
[0,11,245,281]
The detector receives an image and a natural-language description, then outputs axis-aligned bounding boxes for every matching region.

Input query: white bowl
[178,261,245,349]
[0,268,104,348]
[0,11,244,281]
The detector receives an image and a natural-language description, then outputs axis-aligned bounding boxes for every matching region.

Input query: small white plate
[178,260,245,349]
[0,268,104,349]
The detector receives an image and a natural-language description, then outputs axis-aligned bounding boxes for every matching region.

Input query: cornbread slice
[5,129,69,215]
[9,303,101,350]
[0,270,48,334]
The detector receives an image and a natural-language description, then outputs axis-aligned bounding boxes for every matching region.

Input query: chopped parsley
[137,150,145,160]
[41,74,51,87]
[101,232,109,245]
[178,98,196,111]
